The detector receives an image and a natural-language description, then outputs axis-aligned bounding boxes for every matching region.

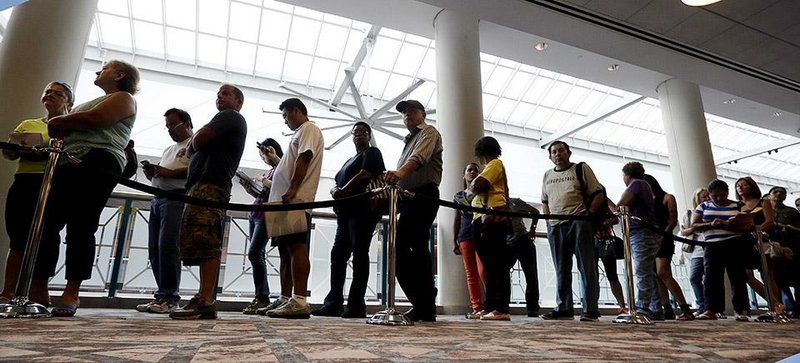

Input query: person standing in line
[36,60,139,317]
[169,84,247,320]
[239,138,282,314]
[265,98,324,319]
[453,162,487,319]
[506,197,541,317]
[540,141,602,322]
[768,186,800,318]
[384,99,442,323]
[313,122,385,319]
[643,174,694,321]
[679,188,711,317]
[0,81,73,304]
[136,108,193,314]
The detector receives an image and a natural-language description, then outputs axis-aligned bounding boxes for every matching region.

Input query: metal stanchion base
[366,308,414,326]
[755,311,792,324]
[613,312,654,325]
[0,299,51,318]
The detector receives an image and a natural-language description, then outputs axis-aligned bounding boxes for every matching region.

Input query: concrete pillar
[656,79,717,213]
[433,9,484,314]
[0,0,98,282]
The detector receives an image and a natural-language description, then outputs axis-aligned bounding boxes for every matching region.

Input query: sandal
[696,311,717,320]
[51,304,78,317]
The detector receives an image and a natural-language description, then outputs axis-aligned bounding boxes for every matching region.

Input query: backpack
[575,162,613,230]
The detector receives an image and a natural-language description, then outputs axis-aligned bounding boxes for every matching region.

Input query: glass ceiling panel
[198,0,229,37]
[259,10,291,48]
[130,0,162,23]
[286,17,321,54]
[229,2,261,43]
[74,0,800,186]
[164,0,195,29]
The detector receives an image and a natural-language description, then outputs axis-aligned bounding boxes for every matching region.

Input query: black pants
[35,149,121,281]
[473,218,512,313]
[5,173,45,251]
[703,236,750,314]
[507,234,540,313]
[323,211,381,312]
[395,184,439,316]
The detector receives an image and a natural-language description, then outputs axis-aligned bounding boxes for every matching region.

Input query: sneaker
[242,298,270,315]
[169,297,217,320]
[267,298,311,319]
[148,299,178,314]
[579,311,601,322]
[649,310,665,321]
[257,297,288,316]
[341,308,367,319]
[136,299,158,312]
[466,310,487,319]
[310,304,343,317]
[527,310,540,318]
[696,311,717,320]
[480,311,511,321]
[540,310,574,320]
[663,307,676,320]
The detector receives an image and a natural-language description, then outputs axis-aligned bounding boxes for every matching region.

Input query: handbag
[768,242,794,261]
[366,176,390,215]
[594,226,623,260]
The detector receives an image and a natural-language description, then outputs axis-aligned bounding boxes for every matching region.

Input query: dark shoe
[242,298,270,315]
[169,297,217,320]
[663,306,676,320]
[311,304,343,317]
[404,308,436,322]
[527,310,540,318]
[257,297,288,316]
[51,304,78,317]
[341,308,367,319]
[649,310,665,321]
[579,311,601,322]
[540,310,574,320]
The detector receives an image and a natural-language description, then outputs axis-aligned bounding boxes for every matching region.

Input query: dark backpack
[575,162,613,229]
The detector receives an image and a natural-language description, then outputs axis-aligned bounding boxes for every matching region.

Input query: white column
[0,0,98,280]
[656,79,717,213]
[434,9,484,314]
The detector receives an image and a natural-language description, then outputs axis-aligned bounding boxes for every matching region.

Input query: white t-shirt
[152,138,190,191]
[269,121,324,209]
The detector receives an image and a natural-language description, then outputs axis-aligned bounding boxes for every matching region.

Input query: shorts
[179,182,230,266]
[655,235,675,258]
[271,212,312,248]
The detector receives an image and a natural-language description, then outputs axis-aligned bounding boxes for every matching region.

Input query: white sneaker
[267,298,311,319]
[148,299,178,314]
[480,311,511,321]
[135,300,158,312]
[257,297,288,316]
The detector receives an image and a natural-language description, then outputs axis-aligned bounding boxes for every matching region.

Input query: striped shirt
[694,200,743,243]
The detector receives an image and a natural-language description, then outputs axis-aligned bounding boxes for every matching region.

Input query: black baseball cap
[396,99,425,113]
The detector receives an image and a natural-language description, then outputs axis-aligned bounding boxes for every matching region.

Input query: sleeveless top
[63,93,136,170]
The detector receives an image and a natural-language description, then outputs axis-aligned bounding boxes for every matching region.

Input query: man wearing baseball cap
[385,99,443,322]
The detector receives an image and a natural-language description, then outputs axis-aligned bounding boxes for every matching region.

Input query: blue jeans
[689,255,706,313]
[148,197,184,302]
[248,215,271,300]
[629,227,659,312]
[547,220,599,314]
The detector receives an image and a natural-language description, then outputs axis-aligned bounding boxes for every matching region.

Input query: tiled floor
[0,309,798,362]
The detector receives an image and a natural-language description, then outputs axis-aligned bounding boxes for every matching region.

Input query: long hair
[691,188,708,209]
[734,176,761,201]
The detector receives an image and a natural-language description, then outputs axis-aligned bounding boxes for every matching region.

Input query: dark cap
[396,99,425,113]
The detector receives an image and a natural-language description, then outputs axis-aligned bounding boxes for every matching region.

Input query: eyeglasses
[351,130,370,136]
[166,122,185,130]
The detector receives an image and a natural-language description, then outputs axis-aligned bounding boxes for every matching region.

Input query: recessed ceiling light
[723,98,736,104]
[607,64,619,72]
[772,111,783,117]
[681,0,722,6]
[534,42,548,51]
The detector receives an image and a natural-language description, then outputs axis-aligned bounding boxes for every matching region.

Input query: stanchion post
[612,206,653,325]
[0,139,63,318]
[753,227,791,323]
[367,186,413,326]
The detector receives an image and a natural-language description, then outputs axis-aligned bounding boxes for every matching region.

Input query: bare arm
[48,92,135,135]
[616,189,635,209]
[281,150,312,203]
[665,194,679,232]
[759,199,775,232]
[467,175,491,199]
[385,159,421,185]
